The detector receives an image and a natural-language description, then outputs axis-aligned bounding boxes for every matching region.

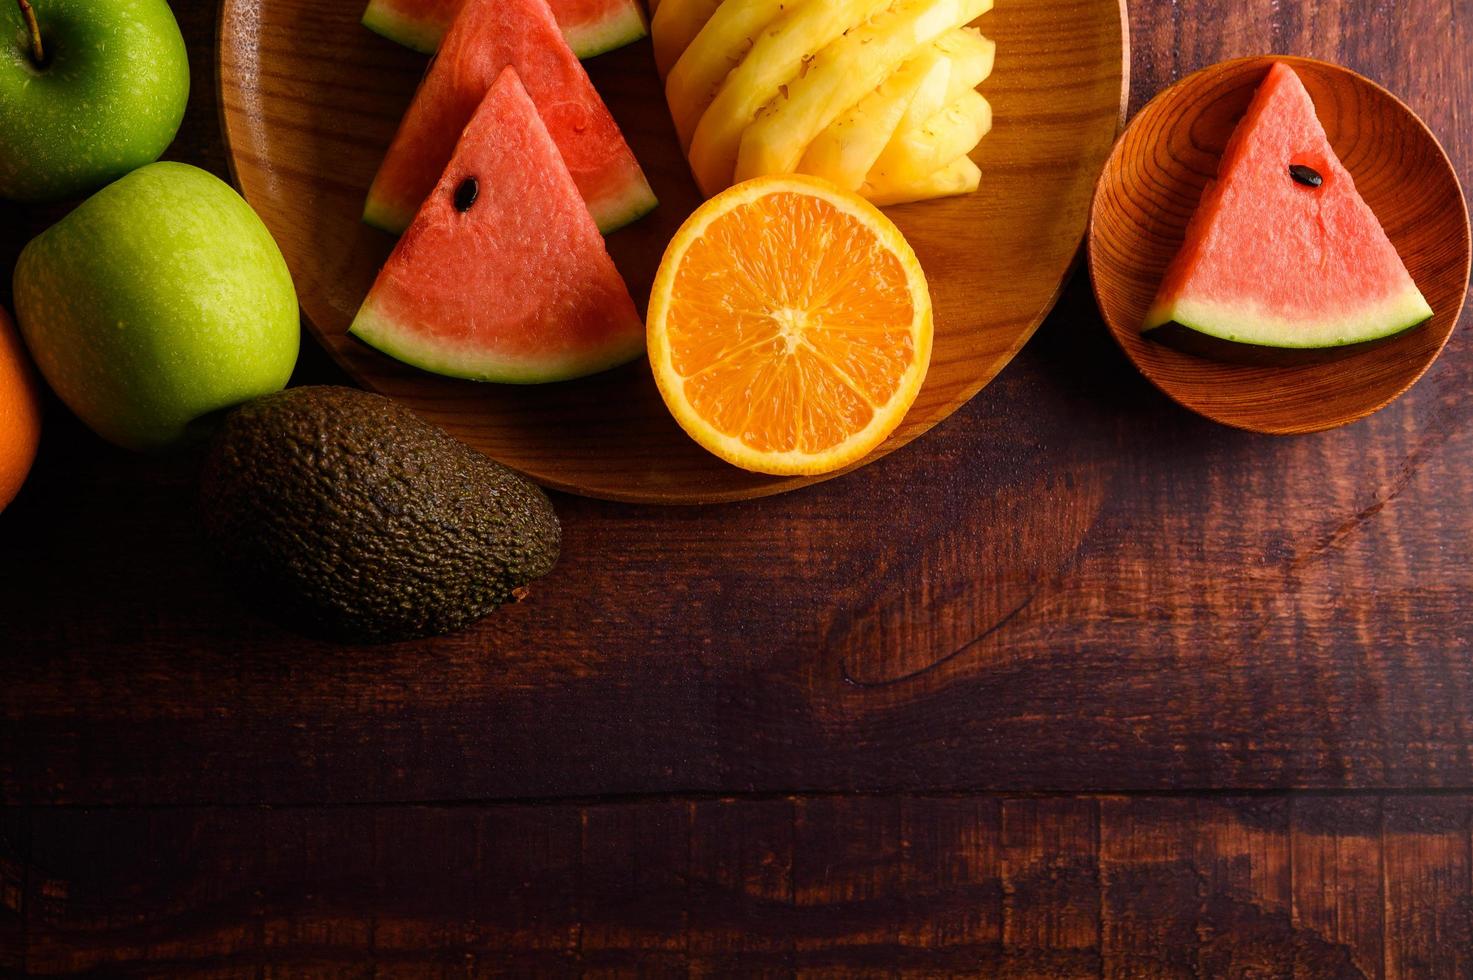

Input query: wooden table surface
[2,0,1471,975]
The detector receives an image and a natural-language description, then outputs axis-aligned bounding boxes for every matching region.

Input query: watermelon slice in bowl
[351,67,645,383]
[364,0,657,236]
[1143,62,1433,361]
[362,0,648,59]
[1089,55,1470,434]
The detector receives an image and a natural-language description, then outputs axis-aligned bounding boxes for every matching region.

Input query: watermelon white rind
[361,0,442,54]
[562,1,649,59]
[361,0,648,59]
[590,188,660,235]
[1147,309,1434,367]
[362,197,416,238]
[350,298,645,384]
[1145,289,1434,351]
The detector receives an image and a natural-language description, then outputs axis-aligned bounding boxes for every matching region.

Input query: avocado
[199,385,560,642]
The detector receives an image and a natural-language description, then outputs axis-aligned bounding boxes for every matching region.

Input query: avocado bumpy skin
[199,386,560,643]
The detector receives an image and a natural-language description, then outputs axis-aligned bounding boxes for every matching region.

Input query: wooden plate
[1089,56,1472,435]
[218,0,1129,502]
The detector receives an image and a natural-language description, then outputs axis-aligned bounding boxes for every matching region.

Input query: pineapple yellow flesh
[934,28,995,106]
[797,41,953,191]
[870,89,991,187]
[886,28,992,156]
[667,0,803,151]
[652,0,725,79]
[798,26,992,192]
[733,0,993,187]
[863,154,981,206]
[684,0,894,195]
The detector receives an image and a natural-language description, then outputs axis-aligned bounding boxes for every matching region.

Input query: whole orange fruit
[0,307,42,512]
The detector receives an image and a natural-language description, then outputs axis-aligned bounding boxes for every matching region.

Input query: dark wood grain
[3,0,1473,971]
[1099,796,1195,975]
[1383,797,1473,978]
[1000,798,1101,972]
[1,0,1471,803]
[8,794,1473,976]
[9,355,1473,803]
[1291,795,1385,978]
[0,810,24,975]
[689,799,795,969]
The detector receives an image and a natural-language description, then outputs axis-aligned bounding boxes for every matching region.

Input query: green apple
[1,0,189,202]
[13,162,299,451]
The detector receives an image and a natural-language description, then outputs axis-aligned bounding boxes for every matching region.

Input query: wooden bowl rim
[1087,54,1473,436]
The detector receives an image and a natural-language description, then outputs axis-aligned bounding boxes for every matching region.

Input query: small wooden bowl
[1089,56,1471,434]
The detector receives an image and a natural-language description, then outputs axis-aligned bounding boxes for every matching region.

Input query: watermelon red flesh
[362,0,648,59]
[1144,62,1432,350]
[351,67,644,383]
[364,0,656,236]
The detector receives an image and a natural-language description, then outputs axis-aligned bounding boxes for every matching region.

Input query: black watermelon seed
[454,177,479,212]
[1289,164,1323,187]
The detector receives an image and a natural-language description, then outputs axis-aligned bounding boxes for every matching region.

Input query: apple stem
[17,0,44,67]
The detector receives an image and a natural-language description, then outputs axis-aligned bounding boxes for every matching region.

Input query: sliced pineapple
[934,29,995,111]
[667,0,806,151]
[683,0,893,194]
[878,29,991,168]
[893,41,955,145]
[870,89,991,187]
[863,155,981,206]
[733,0,993,187]
[798,26,993,192]
[666,0,789,149]
[797,41,952,191]
[652,0,725,79]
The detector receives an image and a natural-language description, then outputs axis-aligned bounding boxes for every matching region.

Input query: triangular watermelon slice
[362,0,648,60]
[364,0,656,236]
[1144,62,1433,357]
[351,68,645,383]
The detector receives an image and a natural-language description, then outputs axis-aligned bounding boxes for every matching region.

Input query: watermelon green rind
[1146,313,1432,365]
[592,183,659,235]
[350,298,645,384]
[1145,287,1434,350]
[361,1,441,54]
[561,1,649,58]
[361,0,648,59]
[362,196,416,237]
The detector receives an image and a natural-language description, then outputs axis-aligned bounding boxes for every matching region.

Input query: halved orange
[647,174,933,476]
